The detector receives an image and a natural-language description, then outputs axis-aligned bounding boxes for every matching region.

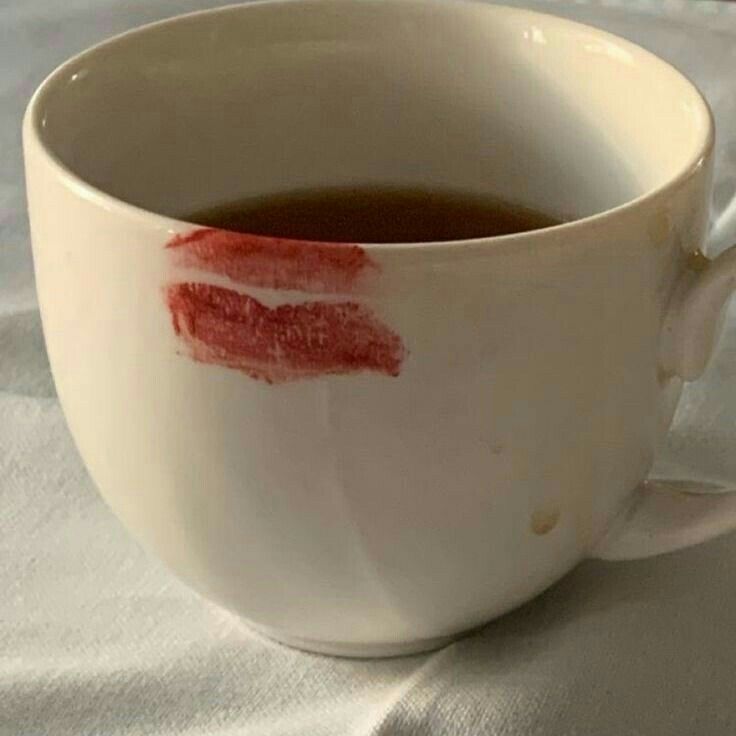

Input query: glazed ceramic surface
[24,0,736,656]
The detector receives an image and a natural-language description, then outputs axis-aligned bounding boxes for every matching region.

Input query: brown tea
[184,186,561,243]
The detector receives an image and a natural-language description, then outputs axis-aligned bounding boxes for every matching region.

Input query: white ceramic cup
[24,0,736,657]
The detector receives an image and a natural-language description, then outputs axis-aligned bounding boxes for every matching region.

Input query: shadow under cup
[36,0,707,224]
[27,0,715,657]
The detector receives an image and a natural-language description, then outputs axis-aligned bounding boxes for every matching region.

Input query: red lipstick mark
[166,282,405,384]
[164,228,406,383]
[167,228,377,294]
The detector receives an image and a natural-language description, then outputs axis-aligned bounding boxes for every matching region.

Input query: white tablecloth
[3,1,736,734]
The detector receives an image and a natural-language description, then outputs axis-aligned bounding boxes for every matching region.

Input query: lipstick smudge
[167,228,377,294]
[166,282,405,384]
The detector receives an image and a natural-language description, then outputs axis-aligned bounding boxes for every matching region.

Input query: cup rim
[23,0,715,253]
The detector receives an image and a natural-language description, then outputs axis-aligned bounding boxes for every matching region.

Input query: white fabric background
[2,1,736,734]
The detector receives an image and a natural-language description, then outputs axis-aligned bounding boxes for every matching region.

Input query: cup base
[249,623,465,658]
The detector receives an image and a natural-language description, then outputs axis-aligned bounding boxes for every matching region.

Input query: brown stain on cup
[686,250,709,273]
[531,508,560,536]
[657,365,674,387]
[647,209,672,247]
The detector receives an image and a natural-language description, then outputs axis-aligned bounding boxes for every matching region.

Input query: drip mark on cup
[531,508,560,536]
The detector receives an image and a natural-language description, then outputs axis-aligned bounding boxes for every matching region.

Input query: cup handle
[591,244,736,561]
